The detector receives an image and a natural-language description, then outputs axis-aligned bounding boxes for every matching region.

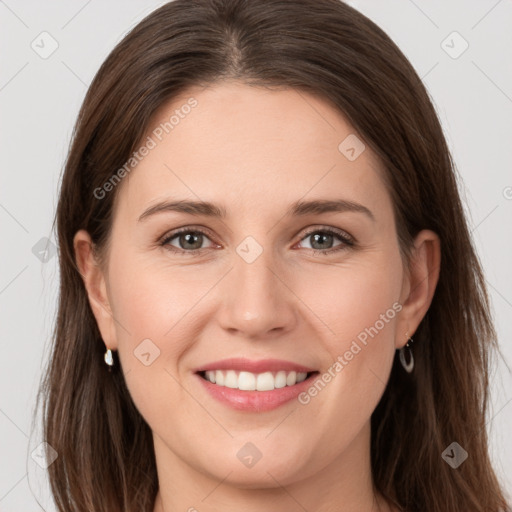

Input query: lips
[192,358,320,411]
[192,357,317,374]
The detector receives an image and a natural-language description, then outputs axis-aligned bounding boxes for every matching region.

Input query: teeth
[274,371,287,389]
[239,371,256,390]
[225,370,238,388]
[286,371,297,386]
[203,370,309,390]
[257,372,275,391]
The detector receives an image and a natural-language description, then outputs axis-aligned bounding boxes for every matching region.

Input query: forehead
[116,81,391,222]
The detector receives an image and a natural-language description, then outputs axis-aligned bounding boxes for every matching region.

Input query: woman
[38,0,510,511]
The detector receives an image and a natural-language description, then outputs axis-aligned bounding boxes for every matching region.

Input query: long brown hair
[38,0,510,510]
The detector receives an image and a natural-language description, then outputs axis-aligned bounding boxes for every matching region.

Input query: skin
[74,81,440,512]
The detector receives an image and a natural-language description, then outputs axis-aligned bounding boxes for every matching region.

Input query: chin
[193,446,311,489]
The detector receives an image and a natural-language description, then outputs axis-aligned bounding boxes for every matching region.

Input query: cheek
[105,255,188,414]
[108,250,205,342]
[294,256,401,430]
[293,250,402,419]
[297,253,402,353]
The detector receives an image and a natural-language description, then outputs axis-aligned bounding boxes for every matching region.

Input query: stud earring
[399,334,414,373]
[104,348,114,370]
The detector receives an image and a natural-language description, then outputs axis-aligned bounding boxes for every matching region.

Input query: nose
[216,246,298,339]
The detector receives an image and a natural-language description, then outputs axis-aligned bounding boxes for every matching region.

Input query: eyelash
[159,226,355,256]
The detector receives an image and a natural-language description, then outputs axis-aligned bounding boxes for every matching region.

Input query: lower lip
[195,372,319,412]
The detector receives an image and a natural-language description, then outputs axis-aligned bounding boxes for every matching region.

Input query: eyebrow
[137,198,375,222]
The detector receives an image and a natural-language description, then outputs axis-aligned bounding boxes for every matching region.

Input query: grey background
[1,0,511,509]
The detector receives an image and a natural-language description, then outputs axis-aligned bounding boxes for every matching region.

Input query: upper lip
[192,357,317,374]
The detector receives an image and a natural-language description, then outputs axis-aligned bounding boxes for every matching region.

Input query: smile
[192,357,320,411]
[198,369,314,391]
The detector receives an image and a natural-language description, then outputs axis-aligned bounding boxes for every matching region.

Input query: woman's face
[78,81,424,489]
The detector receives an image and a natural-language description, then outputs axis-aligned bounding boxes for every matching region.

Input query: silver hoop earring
[399,337,414,373]
[104,348,114,369]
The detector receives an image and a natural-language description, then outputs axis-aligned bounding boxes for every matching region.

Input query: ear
[395,229,441,349]
[73,229,118,351]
